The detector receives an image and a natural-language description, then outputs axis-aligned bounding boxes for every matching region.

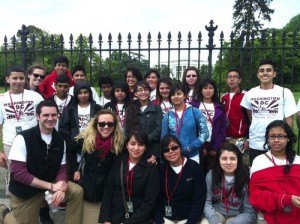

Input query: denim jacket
[161,104,209,157]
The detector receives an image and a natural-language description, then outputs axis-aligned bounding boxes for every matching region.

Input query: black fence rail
[1,20,300,92]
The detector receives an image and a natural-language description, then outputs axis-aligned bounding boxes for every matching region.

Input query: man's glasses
[162,145,180,153]
[97,122,115,128]
[33,73,45,79]
[268,135,287,140]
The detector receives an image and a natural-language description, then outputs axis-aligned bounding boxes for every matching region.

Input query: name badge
[15,126,22,134]
[284,205,291,213]
[165,205,172,217]
[127,201,133,213]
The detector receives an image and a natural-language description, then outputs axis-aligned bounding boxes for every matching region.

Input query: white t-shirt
[297,99,300,111]
[149,89,157,101]
[69,86,100,105]
[117,103,126,128]
[78,104,91,132]
[240,85,297,150]
[54,94,72,130]
[170,157,187,174]
[99,96,111,107]
[187,89,194,104]
[54,95,72,118]
[9,133,66,165]
[0,90,43,145]
[160,101,173,116]
[199,102,215,142]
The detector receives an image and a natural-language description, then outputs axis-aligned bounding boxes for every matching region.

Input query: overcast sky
[0,0,299,42]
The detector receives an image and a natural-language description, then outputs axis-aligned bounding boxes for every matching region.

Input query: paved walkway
[0,168,65,224]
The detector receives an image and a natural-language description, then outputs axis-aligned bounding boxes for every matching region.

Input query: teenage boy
[221,69,250,152]
[7,100,83,224]
[47,74,74,131]
[98,76,114,106]
[68,65,100,105]
[241,60,297,165]
[39,56,75,99]
[0,65,43,194]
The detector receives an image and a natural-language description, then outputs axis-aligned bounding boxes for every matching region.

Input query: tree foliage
[233,0,274,41]
[283,14,300,32]
[0,25,151,87]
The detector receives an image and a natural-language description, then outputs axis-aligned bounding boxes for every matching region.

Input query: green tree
[233,0,274,42]
[283,14,300,32]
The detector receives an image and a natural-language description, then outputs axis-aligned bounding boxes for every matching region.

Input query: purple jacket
[190,101,226,151]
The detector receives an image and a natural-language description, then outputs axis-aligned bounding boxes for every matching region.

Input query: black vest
[9,125,65,199]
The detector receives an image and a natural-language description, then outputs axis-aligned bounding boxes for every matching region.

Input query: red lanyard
[175,104,186,137]
[9,91,24,121]
[161,101,170,113]
[165,157,184,204]
[222,175,235,214]
[270,154,288,193]
[126,159,135,200]
[202,102,214,126]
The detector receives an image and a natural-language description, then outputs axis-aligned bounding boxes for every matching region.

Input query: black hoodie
[59,81,102,178]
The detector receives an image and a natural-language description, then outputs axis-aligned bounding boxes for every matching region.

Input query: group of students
[0,57,300,224]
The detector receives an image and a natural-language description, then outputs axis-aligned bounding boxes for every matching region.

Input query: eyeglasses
[162,145,180,153]
[226,75,240,79]
[97,122,115,128]
[186,75,197,78]
[33,73,45,79]
[136,88,150,93]
[268,135,288,140]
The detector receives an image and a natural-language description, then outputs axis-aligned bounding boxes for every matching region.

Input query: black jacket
[99,152,160,224]
[125,101,163,158]
[59,81,102,177]
[79,151,115,202]
[9,125,64,199]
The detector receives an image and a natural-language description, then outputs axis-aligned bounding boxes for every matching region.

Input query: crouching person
[7,100,83,224]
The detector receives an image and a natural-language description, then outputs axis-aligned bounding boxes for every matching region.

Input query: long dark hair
[211,142,249,198]
[156,77,174,104]
[110,82,131,108]
[264,120,297,174]
[199,78,220,103]
[181,66,201,100]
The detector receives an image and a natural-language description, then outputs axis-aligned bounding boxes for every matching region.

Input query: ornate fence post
[205,20,218,77]
[18,25,29,70]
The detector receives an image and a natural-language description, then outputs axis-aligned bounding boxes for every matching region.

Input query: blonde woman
[75,109,124,224]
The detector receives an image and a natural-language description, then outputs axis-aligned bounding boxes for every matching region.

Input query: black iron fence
[1,20,300,91]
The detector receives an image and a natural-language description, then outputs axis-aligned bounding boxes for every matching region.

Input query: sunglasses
[186,75,197,78]
[97,122,115,128]
[33,73,45,79]
[162,145,180,153]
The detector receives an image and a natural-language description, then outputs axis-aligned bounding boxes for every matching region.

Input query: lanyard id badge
[15,126,22,134]
[165,205,172,217]
[127,201,133,213]
[284,205,291,213]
